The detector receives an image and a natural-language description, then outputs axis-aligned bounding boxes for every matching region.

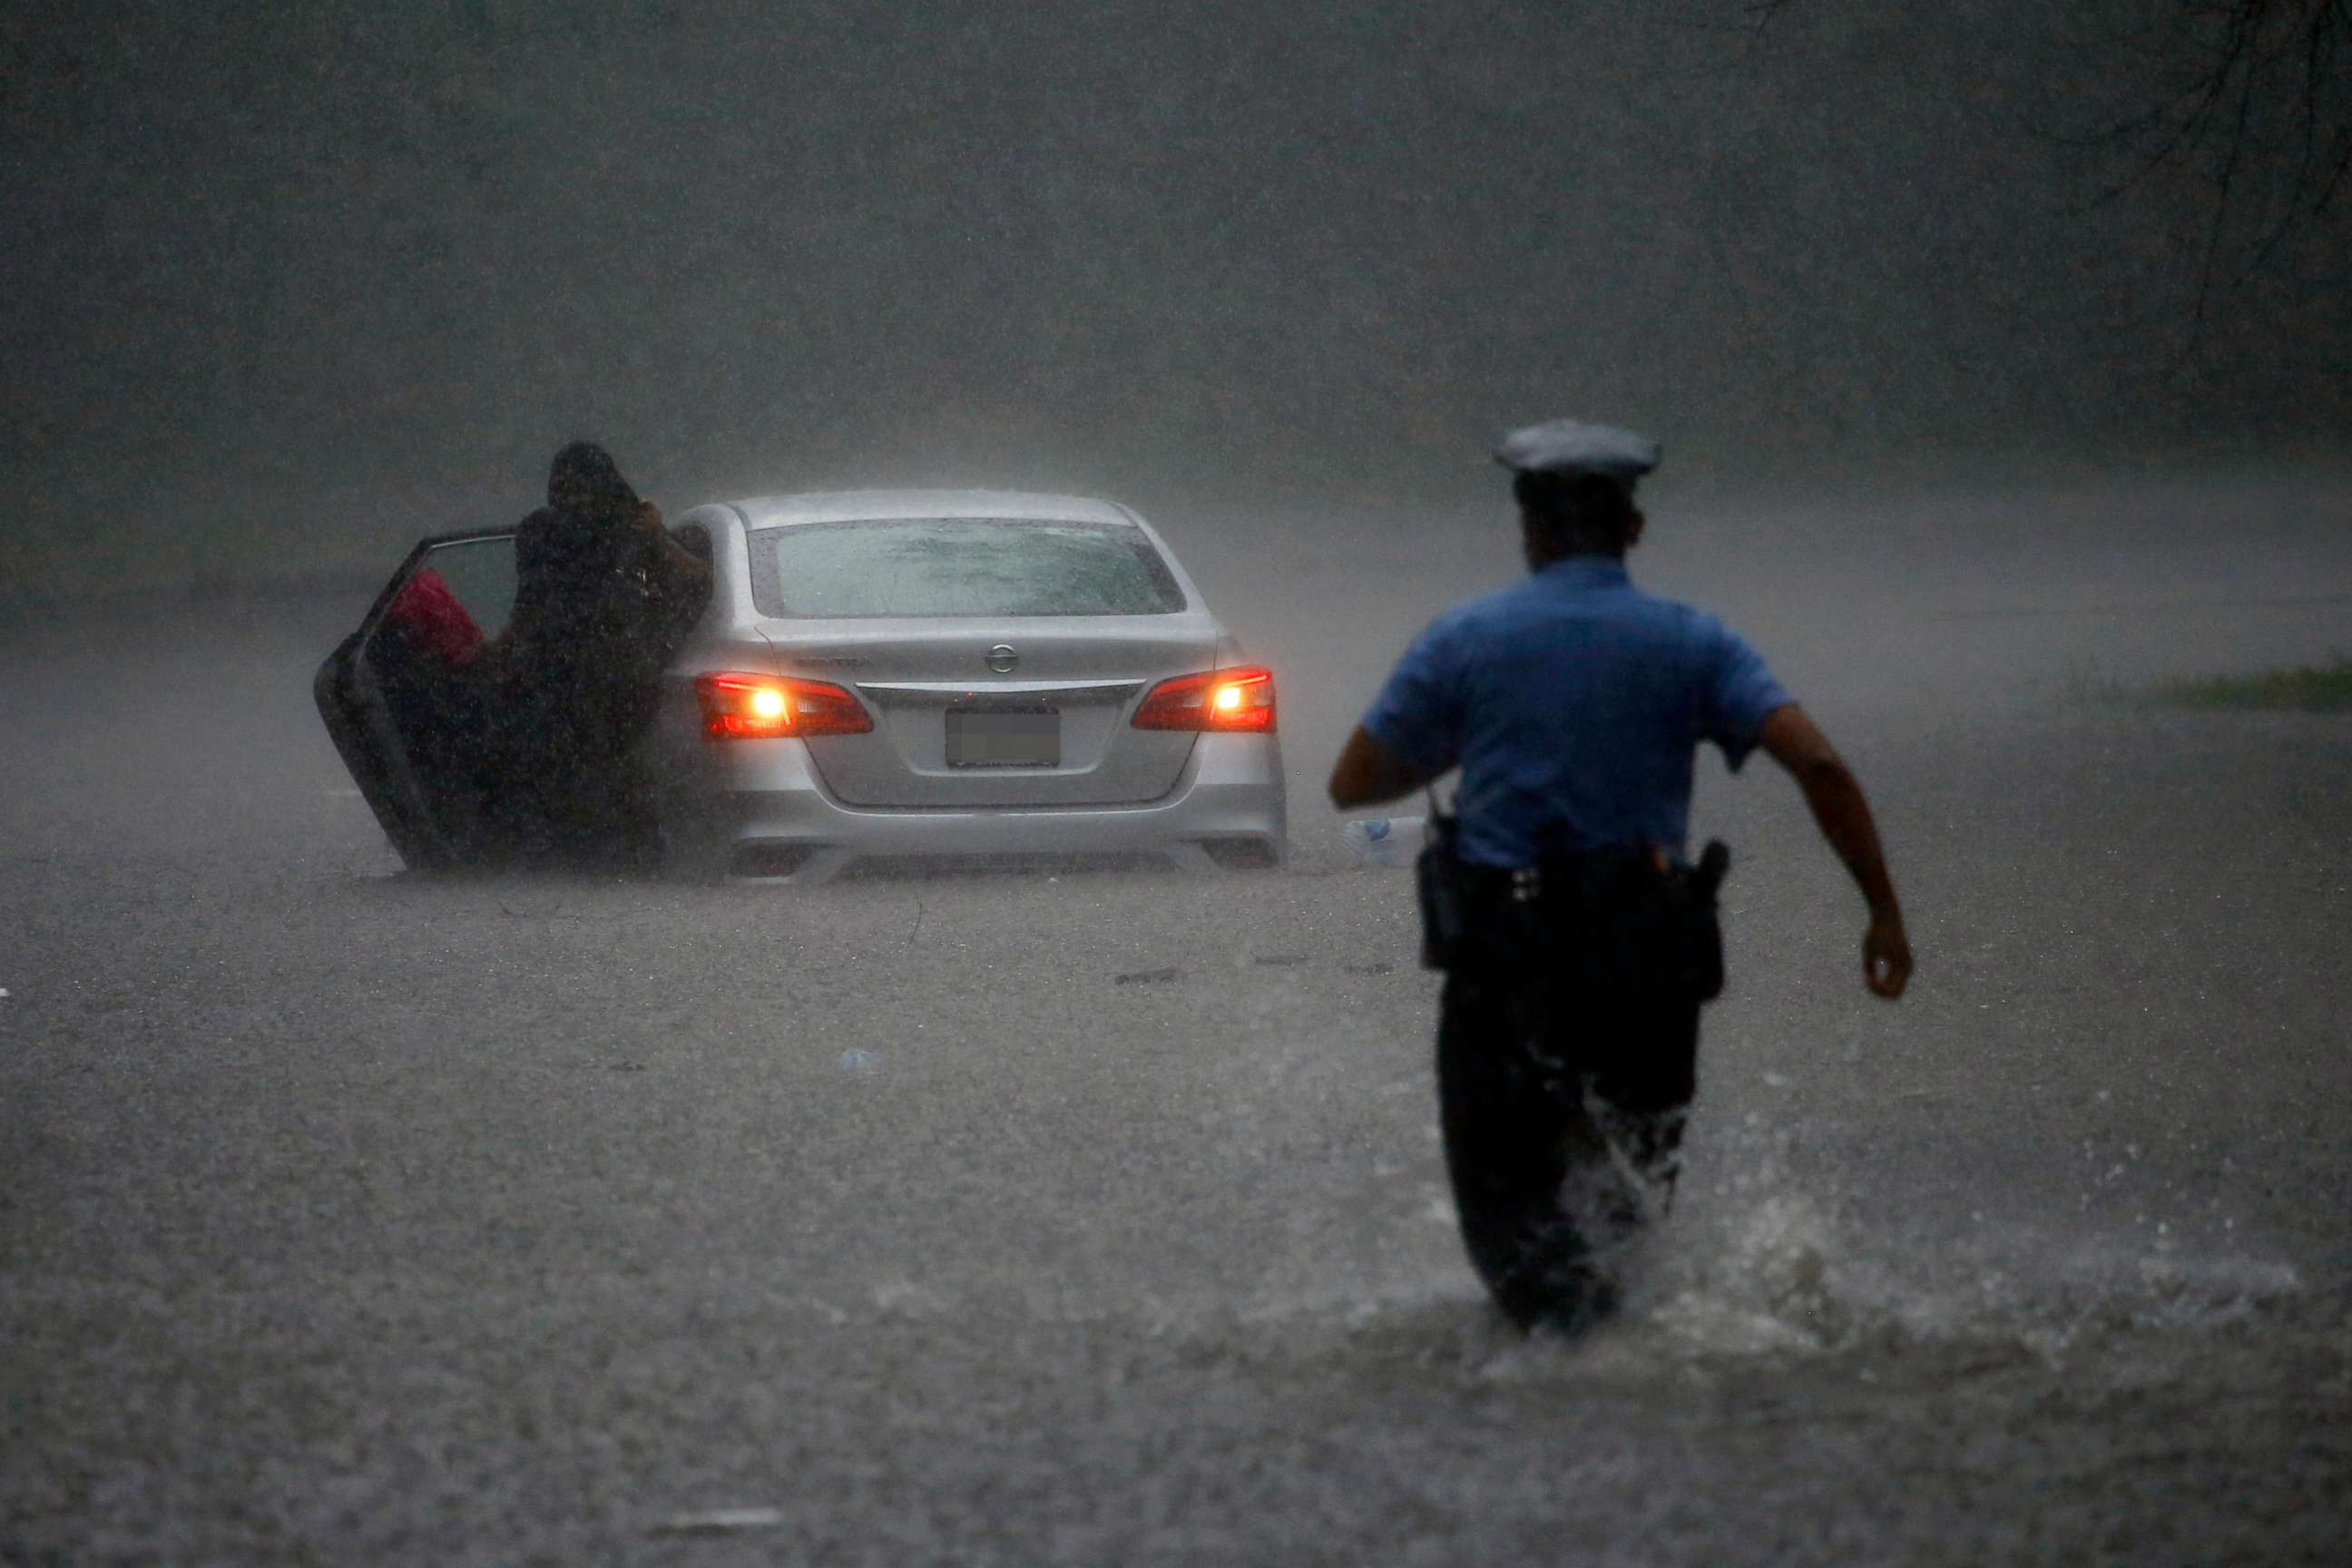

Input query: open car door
[314,531,518,869]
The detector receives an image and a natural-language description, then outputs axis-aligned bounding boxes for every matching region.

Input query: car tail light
[694,672,873,739]
[1131,666,1277,732]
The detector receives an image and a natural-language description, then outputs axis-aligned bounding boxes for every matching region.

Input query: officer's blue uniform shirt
[1362,556,1793,867]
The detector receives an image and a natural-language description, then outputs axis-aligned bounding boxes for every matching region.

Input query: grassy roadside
[2149,658,2352,711]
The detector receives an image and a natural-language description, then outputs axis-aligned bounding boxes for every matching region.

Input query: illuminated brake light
[694,672,872,739]
[1132,666,1276,732]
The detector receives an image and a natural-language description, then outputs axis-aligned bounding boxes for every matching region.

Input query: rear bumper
[654,731,1288,882]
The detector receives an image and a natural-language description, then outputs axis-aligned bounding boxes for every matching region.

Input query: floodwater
[3,473,2349,1563]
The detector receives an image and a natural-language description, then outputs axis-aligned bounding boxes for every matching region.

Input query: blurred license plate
[945,708,1059,767]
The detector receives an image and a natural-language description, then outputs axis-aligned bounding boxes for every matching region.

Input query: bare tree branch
[1745,1,2352,324]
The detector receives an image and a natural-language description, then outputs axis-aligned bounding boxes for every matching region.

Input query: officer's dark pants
[1436,897,1701,1330]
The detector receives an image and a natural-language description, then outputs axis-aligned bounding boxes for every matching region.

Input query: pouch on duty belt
[1418,809,1730,1004]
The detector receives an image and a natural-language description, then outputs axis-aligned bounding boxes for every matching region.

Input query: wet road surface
[4,480,2349,1563]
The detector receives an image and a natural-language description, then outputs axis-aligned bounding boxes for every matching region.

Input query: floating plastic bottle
[1338,814,1426,867]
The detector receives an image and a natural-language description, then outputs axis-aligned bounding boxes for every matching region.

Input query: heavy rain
[4,1,2348,1562]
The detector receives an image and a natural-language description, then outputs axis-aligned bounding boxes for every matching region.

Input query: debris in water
[651,1507,784,1537]
[498,901,579,921]
[840,1049,877,1071]
[1114,967,1181,985]
[1339,815,1426,867]
[1344,963,1395,976]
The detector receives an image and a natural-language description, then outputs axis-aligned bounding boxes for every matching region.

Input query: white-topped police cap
[1493,418,1662,483]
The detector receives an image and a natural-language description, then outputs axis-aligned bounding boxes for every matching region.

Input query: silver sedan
[317,490,1288,880]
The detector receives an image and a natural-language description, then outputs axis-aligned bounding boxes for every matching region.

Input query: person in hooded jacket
[486,441,712,869]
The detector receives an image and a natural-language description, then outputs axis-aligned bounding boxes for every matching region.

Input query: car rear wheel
[1201,838,1282,870]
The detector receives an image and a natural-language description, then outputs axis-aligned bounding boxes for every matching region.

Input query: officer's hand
[1864,914,1912,999]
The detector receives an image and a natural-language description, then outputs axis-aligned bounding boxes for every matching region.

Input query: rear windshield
[748,518,1186,618]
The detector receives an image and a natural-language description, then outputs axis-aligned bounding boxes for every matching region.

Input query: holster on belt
[1416,799,1475,971]
[1419,814,1730,1004]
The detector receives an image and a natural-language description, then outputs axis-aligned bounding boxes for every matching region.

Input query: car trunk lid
[759,620,1220,807]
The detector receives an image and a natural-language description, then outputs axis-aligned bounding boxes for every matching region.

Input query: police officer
[1327,418,1912,1329]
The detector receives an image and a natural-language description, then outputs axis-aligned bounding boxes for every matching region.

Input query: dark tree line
[2113,2,2348,271]
[1750,0,2349,320]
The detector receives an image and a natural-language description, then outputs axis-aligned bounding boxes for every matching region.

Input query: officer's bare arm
[1757,705,1914,1000]
[1328,725,1428,809]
